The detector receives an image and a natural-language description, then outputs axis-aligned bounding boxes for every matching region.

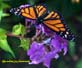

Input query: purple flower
[27,42,46,64]
[27,34,68,68]
[50,35,68,55]
[25,19,68,68]
[19,4,30,8]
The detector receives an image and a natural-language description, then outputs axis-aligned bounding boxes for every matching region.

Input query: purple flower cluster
[26,19,68,68]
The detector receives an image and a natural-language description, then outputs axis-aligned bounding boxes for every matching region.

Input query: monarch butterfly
[10,4,75,41]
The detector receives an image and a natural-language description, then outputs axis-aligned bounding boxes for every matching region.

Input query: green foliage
[0,28,15,58]
[68,41,76,56]
[12,23,26,36]
[46,0,77,12]
[0,2,10,9]
[0,9,9,21]
[0,28,7,35]
[20,38,30,51]
[58,61,67,68]
[0,0,10,21]
[76,59,82,68]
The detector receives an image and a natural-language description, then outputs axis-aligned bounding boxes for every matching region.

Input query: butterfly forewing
[20,4,47,19]
[20,6,37,19]
[10,4,47,20]
[34,5,47,17]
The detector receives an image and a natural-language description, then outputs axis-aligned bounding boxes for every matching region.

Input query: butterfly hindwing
[43,11,75,41]
[43,11,65,32]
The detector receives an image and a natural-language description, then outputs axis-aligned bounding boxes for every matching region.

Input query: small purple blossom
[27,34,68,68]
[27,41,59,68]
[19,4,30,8]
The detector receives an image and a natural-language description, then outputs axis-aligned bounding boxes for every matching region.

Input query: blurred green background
[0,0,82,68]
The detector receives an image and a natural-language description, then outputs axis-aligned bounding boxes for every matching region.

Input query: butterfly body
[36,17,43,25]
[10,4,75,41]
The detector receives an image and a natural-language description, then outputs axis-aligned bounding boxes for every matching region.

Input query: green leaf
[1,3,10,9]
[0,0,3,3]
[68,41,75,56]
[0,0,10,21]
[0,10,9,21]
[21,24,26,36]
[0,0,10,8]
[0,34,15,58]
[76,59,82,68]
[0,28,7,35]
[19,38,30,51]
[12,23,26,36]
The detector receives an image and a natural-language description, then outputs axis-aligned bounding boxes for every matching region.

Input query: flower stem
[6,32,23,39]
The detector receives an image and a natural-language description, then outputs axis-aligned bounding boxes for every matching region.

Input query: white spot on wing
[15,12,18,15]
[66,31,69,34]
[65,34,67,38]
